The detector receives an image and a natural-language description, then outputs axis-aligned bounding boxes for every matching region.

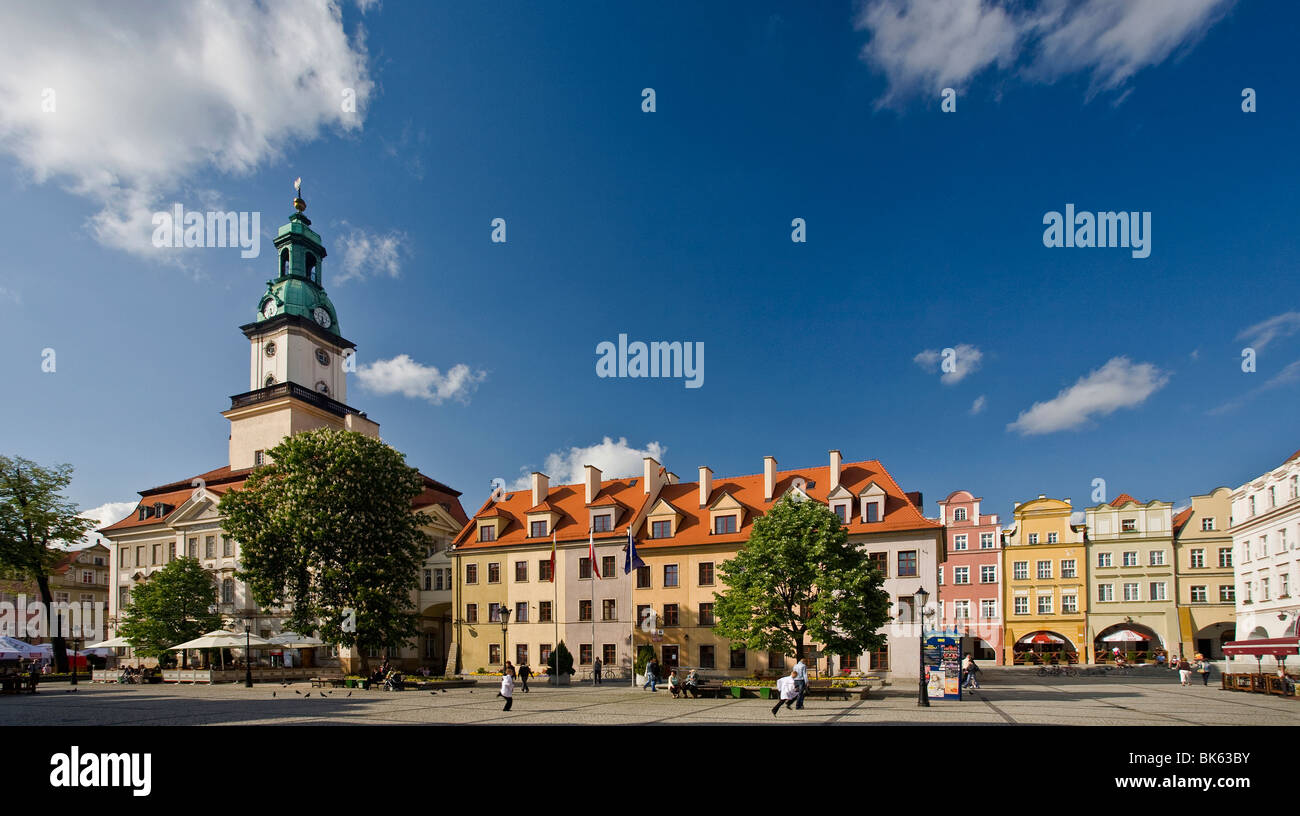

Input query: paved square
[3,671,1297,725]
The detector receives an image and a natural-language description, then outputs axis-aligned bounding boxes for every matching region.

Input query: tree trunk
[35,574,68,673]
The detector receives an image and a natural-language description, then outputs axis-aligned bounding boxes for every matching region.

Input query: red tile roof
[454,477,649,549]
[1172,507,1194,537]
[1108,493,1140,507]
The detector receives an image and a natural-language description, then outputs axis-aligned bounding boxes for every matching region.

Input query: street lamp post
[915,586,930,707]
[243,617,253,688]
[500,606,511,669]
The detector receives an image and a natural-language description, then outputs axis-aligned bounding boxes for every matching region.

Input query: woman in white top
[771,669,799,717]
[499,661,516,711]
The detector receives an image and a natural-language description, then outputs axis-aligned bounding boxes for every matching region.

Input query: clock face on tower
[313,307,332,328]
[262,299,277,318]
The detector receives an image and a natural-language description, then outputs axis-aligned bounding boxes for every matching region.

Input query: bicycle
[1036,664,1078,677]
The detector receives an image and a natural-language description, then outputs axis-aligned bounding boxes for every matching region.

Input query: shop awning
[1019,633,1065,645]
[1222,638,1299,658]
[1102,629,1151,642]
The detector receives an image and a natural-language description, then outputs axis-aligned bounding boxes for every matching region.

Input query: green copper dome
[254,206,341,335]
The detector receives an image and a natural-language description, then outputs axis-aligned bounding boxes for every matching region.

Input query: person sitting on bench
[682,668,700,698]
[667,669,682,698]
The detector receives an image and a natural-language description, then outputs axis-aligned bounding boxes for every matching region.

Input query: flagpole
[590,527,595,687]
[552,532,558,686]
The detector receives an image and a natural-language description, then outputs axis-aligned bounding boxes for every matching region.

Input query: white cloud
[509,437,668,490]
[914,343,983,384]
[78,500,138,549]
[357,354,486,405]
[855,0,1234,106]
[334,224,409,284]
[1210,358,1300,415]
[970,395,987,415]
[0,1,372,259]
[1007,356,1169,435]
[1236,311,1300,352]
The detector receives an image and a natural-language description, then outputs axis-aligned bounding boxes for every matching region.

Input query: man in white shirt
[793,656,808,709]
[772,669,798,717]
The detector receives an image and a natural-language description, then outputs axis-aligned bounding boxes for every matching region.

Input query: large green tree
[218,429,430,673]
[116,557,221,666]
[713,494,891,662]
[0,455,97,672]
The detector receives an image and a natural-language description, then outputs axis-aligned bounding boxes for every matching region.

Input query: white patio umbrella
[170,629,273,670]
[0,636,41,660]
[84,636,134,649]
[1102,629,1149,642]
[267,632,324,648]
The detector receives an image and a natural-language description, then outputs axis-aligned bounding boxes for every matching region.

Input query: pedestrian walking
[793,656,808,709]
[498,661,516,710]
[518,661,532,693]
[771,669,798,717]
[643,657,659,692]
[1195,653,1210,686]
[962,654,981,689]
[593,656,602,685]
[1176,656,1192,686]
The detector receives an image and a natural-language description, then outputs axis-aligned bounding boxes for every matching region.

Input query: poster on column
[923,632,964,700]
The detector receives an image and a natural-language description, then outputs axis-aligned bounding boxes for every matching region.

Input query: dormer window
[592,514,612,533]
[530,520,548,538]
[833,505,848,523]
[479,524,498,543]
[864,502,880,523]
[714,515,737,535]
[953,507,967,522]
[137,507,148,521]
[153,503,166,517]
[1121,519,1136,532]
[651,520,672,539]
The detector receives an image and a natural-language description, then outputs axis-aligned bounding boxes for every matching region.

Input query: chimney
[583,465,602,505]
[668,472,679,485]
[763,456,777,502]
[531,472,549,508]
[906,491,923,510]
[829,449,842,492]
[698,466,713,507]
[643,457,666,496]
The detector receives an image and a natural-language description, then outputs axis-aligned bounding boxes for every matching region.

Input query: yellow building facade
[1172,487,1237,659]
[1003,496,1089,663]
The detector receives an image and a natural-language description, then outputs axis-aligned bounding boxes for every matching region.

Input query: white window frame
[952,534,968,551]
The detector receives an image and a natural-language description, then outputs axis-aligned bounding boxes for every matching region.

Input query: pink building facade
[936,490,1005,664]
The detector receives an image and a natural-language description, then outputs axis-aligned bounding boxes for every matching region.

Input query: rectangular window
[1122,519,1136,532]
[222,537,234,558]
[897,551,917,578]
[579,644,593,665]
[479,525,497,542]
[699,645,715,668]
[1036,560,1052,580]
[579,600,592,622]
[714,514,738,534]
[1220,585,1235,603]
[488,562,501,583]
[601,555,616,578]
[423,569,432,591]
[489,644,501,664]
[187,538,197,558]
[953,566,969,585]
[868,649,889,672]
[167,542,175,562]
[1190,585,1207,603]
[1282,573,1290,597]
[602,599,617,621]
[135,546,144,567]
[592,514,612,533]
[636,605,650,628]
[1028,533,1039,545]
[937,567,943,586]
[698,562,714,586]
[1061,559,1077,579]
[834,505,847,523]
[539,601,552,623]
[980,532,995,549]
[865,503,879,523]
[980,565,997,583]
[1123,583,1140,601]
[603,644,617,667]
[434,569,444,591]
[515,561,528,582]
[579,557,592,580]
[651,520,671,539]
[636,565,650,588]
[1061,594,1078,614]
[539,560,553,583]
[699,602,714,626]
[1149,550,1165,566]
[465,564,478,584]
[1013,597,1029,615]
[540,644,553,665]
[953,600,970,619]
[953,534,968,551]
[1097,552,1113,568]
[151,544,160,565]
[1201,517,1215,531]
[662,603,678,626]
[1013,561,1028,580]
[1122,552,1138,567]
[981,599,998,619]
[1037,595,1053,615]
[488,603,501,623]
[119,548,127,567]
[729,645,747,669]
[1190,549,1205,569]
[768,651,786,671]
[1098,584,1113,602]
[530,520,547,538]
[516,644,529,666]
[663,564,679,587]
[1047,532,1059,544]
[515,602,529,622]
[869,552,888,578]
[205,536,215,559]
[1261,577,1270,601]
[466,604,478,623]
[1218,548,1233,568]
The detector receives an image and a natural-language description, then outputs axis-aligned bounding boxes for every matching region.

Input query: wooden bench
[310,676,345,688]
[804,679,850,700]
[692,683,727,699]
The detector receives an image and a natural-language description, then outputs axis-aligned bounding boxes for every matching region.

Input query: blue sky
[0,1,1298,536]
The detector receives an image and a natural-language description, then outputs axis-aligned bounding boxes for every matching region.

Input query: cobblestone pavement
[3,672,1298,725]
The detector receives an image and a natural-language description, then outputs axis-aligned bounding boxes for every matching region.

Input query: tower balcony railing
[229,381,363,419]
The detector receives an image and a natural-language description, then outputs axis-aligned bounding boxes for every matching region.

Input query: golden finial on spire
[292,177,306,212]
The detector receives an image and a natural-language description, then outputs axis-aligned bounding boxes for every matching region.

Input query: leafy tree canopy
[219,429,431,670]
[117,557,221,659]
[712,494,892,660]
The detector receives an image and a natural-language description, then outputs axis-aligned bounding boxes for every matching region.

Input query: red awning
[1222,638,1299,658]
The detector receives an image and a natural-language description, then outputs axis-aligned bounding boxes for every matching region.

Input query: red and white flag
[589,529,601,579]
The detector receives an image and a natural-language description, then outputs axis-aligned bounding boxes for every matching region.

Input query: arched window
[954,508,967,522]
[279,248,289,277]
[305,253,317,283]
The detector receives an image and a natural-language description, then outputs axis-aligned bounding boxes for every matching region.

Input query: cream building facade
[1231,449,1300,664]
[1172,487,1237,659]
